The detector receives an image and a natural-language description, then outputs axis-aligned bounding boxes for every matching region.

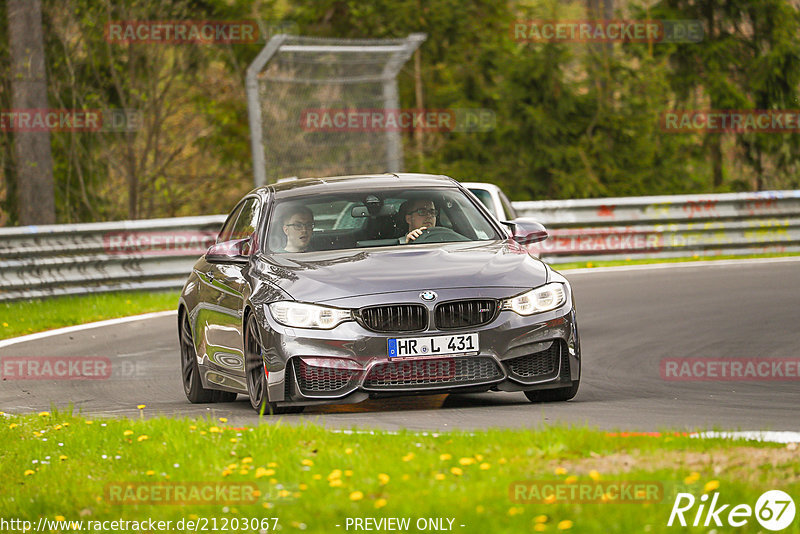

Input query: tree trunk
[7,0,55,225]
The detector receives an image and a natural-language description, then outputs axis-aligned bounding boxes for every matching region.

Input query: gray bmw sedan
[178,173,581,414]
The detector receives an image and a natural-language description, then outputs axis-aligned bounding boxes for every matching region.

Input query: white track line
[692,431,800,444]
[0,310,177,349]
[560,256,800,275]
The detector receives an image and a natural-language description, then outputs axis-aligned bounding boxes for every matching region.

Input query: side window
[216,202,246,244]
[230,198,261,241]
[499,191,517,220]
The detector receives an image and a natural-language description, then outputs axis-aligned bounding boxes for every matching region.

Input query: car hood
[256,240,548,302]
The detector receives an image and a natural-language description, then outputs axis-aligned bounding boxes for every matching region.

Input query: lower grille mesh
[505,341,560,379]
[363,356,502,389]
[294,359,360,393]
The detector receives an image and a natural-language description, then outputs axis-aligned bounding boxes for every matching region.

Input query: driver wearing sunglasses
[402,199,439,243]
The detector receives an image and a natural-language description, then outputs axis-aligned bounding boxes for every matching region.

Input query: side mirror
[206,238,251,264]
[504,220,548,245]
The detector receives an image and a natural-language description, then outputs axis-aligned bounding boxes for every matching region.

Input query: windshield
[266,188,502,253]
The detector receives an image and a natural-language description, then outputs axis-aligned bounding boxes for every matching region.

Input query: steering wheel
[411,226,470,244]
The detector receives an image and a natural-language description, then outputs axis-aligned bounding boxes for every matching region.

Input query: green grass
[0,291,179,340]
[550,251,800,271]
[1,411,797,533]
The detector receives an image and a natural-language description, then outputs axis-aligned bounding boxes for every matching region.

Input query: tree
[7,0,55,224]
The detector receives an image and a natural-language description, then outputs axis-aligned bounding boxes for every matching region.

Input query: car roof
[262,173,459,199]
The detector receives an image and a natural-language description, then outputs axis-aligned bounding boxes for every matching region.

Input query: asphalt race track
[2,258,798,432]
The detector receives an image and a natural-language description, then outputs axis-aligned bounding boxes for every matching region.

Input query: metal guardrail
[1,190,798,301]
[518,190,800,263]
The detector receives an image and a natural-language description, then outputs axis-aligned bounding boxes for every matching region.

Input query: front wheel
[244,314,304,415]
[524,380,580,403]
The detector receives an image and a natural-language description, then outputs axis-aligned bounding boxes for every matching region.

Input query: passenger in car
[401,198,438,243]
[279,205,315,252]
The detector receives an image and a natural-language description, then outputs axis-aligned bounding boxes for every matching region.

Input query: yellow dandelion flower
[38,411,50,417]
[188,514,198,520]
[439,453,452,461]
[262,502,272,509]
[241,457,253,464]
[458,457,475,466]
[544,494,557,505]
[557,520,573,530]
[378,473,390,485]
[54,425,62,430]
[8,423,17,429]
[479,463,491,470]
[684,472,700,484]
[209,426,221,433]
[375,498,387,509]
[402,452,415,462]
[328,469,342,480]
[59,455,67,461]
[227,463,238,470]
[269,478,278,484]
[301,459,314,466]
[535,515,548,523]
[229,438,238,443]
[146,470,155,476]
[293,492,301,498]
[200,431,207,435]
[475,454,484,461]
[2,322,7,327]
[55,516,65,521]
[554,467,567,475]
[534,524,547,532]
[299,484,308,491]
[278,490,291,498]
[267,462,278,467]
[255,468,275,479]
[85,420,93,425]
[123,430,133,436]
[589,470,601,481]
[349,491,363,501]
[704,480,720,492]
[450,467,463,476]
[401,474,410,481]
[24,469,35,476]
[219,417,228,423]
[345,448,353,454]
[312,474,322,480]
[221,469,232,477]
[508,506,523,516]
[136,435,148,442]
[434,473,446,481]
[329,479,343,487]
[136,405,145,410]
[189,425,197,430]
[564,476,578,484]
[498,458,507,464]
[239,469,248,475]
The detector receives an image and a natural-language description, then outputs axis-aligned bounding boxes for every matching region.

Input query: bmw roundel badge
[420,291,437,302]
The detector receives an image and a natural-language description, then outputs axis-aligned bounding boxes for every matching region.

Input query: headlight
[268,301,352,329]
[502,283,566,316]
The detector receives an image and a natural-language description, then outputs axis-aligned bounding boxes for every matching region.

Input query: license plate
[388,333,479,358]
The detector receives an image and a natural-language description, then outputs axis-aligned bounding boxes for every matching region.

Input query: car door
[196,197,261,384]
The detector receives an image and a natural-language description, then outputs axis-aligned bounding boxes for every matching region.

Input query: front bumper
[253,286,580,406]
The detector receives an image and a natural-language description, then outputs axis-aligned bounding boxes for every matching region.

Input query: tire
[524,380,580,403]
[180,311,231,403]
[244,314,304,415]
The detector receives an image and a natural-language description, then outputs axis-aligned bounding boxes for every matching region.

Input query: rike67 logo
[668,490,796,531]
